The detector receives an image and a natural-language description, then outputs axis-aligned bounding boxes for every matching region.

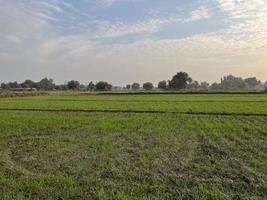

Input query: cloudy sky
[0,0,267,85]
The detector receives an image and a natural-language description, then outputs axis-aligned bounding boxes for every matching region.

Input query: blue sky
[0,0,266,85]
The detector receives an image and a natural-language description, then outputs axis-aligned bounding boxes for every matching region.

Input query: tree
[169,72,192,90]
[1,83,8,90]
[7,82,21,89]
[67,80,80,90]
[55,84,68,90]
[187,81,199,90]
[95,81,112,91]
[37,78,55,90]
[158,80,167,90]
[79,84,87,90]
[265,82,267,93]
[209,75,263,91]
[21,80,36,89]
[0,82,21,89]
[143,82,153,90]
[221,75,246,91]
[87,81,95,91]
[132,83,140,90]
[244,77,261,90]
[126,84,131,90]
[200,82,209,90]
[209,82,222,91]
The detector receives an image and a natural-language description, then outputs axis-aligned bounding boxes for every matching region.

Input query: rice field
[0,93,266,199]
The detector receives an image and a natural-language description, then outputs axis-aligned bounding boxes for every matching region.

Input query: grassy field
[1,93,267,114]
[0,93,266,199]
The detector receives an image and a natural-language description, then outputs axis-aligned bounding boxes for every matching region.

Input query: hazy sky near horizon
[0,0,267,85]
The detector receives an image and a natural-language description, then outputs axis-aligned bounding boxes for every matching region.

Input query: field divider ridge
[0,108,267,117]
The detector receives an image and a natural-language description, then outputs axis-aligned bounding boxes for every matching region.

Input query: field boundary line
[6,99,267,103]
[0,108,267,117]
[79,91,267,95]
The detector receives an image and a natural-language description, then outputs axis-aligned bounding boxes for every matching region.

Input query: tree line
[1,72,267,92]
[0,79,113,91]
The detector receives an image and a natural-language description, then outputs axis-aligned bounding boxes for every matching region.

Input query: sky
[0,0,267,85]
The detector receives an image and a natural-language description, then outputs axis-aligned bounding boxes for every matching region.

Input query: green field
[0,93,267,199]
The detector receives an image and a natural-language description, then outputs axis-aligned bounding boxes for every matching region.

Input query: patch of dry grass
[0,91,48,98]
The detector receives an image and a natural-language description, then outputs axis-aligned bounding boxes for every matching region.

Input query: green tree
[143,82,153,90]
[158,80,167,90]
[1,83,8,90]
[8,82,21,89]
[126,85,131,90]
[55,84,68,90]
[187,81,199,90]
[244,77,261,90]
[37,78,55,90]
[169,72,192,90]
[221,75,246,91]
[209,82,222,91]
[21,80,36,89]
[87,81,95,91]
[67,80,80,90]
[132,83,140,90]
[200,82,209,90]
[95,81,112,91]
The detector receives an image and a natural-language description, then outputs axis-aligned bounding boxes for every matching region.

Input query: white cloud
[26,32,266,84]
[62,2,74,9]
[35,12,57,22]
[98,0,121,7]
[39,1,62,13]
[184,6,211,22]
[217,0,266,19]
[0,0,267,84]
[92,16,183,38]
[93,19,166,38]
[216,0,267,48]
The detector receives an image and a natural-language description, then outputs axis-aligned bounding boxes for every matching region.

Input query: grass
[0,93,266,199]
[1,94,267,114]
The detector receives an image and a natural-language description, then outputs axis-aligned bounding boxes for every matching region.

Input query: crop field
[0,93,267,199]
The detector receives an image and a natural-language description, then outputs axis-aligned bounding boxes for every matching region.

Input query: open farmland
[0,93,267,199]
